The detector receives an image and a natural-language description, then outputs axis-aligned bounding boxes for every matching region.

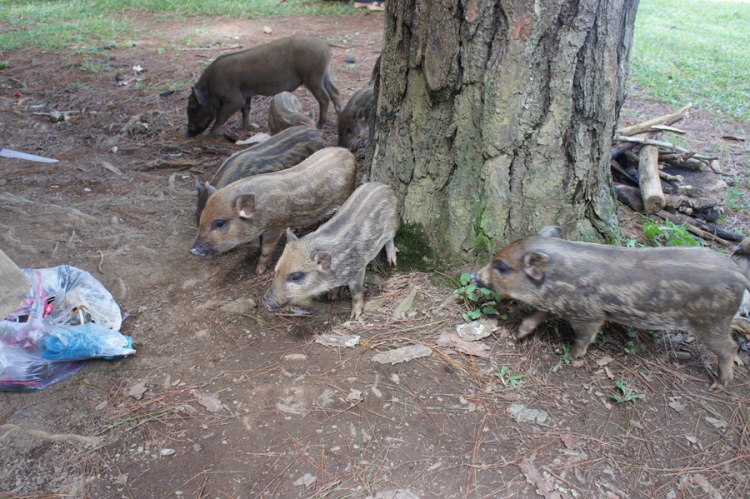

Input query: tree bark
[366,0,640,263]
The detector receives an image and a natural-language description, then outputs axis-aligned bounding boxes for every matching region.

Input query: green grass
[630,0,750,122]
[0,0,354,51]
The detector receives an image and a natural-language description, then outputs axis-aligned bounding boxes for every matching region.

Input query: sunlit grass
[629,0,750,121]
[0,0,353,50]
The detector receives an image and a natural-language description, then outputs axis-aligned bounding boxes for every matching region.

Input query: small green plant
[642,218,702,247]
[157,47,165,54]
[495,366,527,387]
[726,186,750,213]
[455,273,501,321]
[0,61,8,69]
[611,377,644,404]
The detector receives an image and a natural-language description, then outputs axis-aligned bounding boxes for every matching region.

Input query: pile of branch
[611,103,743,244]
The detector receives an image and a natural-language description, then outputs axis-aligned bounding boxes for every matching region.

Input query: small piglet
[472,226,750,389]
[337,85,374,148]
[191,147,357,274]
[187,35,342,137]
[268,92,316,135]
[265,182,399,319]
[196,126,324,224]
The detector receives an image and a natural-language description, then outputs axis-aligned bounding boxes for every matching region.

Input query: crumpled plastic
[0,265,135,391]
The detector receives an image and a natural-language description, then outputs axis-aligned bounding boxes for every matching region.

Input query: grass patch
[630,0,750,121]
[0,0,354,51]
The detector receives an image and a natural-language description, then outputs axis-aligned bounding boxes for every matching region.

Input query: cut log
[616,103,692,137]
[638,144,665,214]
[0,249,31,319]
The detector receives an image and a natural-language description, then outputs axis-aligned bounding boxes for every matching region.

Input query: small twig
[97,250,104,274]
[181,44,242,51]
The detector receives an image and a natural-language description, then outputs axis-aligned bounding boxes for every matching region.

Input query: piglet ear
[523,252,548,283]
[191,85,207,107]
[312,252,332,273]
[235,193,256,219]
[355,108,366,121]
[206,182,218,196]
[536,226,562,238]
[286,227,298,242]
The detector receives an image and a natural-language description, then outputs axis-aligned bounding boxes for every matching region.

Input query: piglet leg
[256,227,285,274]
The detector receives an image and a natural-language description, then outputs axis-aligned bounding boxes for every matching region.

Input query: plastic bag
[0,265,135,391]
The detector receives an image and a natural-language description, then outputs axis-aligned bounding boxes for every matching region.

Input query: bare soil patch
[1,12,749,499]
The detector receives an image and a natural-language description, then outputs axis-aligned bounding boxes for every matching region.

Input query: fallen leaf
[596,355,614,366]
[262,26,273,34]
[572,359,585,368]
[371,344,432,365]
[560,433,577,450]
[519,458,565,499]
[705,416,727,429]
[685,435,698,444]
[196,391,222,413]
[392,289,417,320]
[127,380,147,400]
[293,473,315,487]
[668,401,685,413]
[435,331,490,358]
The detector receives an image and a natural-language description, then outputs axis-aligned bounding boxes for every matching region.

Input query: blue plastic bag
[0,265,135,391]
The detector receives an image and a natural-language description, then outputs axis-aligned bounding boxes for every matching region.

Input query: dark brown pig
[268,92,316,135]
[265,182,399,319]
[191,147,357,274]
[195,126,324,224]
[187,35,342,137]
[472,226,750,389]
[337,85,374,148]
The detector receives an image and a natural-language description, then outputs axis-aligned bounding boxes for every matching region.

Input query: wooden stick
[638,144,665,214]
[616,103,692,137]
[659,170,683,183]
[181,44,242,51]
[651,125,686,135]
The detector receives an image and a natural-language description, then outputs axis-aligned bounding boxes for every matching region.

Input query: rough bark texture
[366,0,639,264]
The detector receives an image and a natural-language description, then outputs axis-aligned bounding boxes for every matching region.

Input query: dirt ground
[1,11,750,499]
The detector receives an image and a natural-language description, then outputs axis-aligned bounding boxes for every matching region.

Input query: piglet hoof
[516,323,536,340]
[255,265,268,275]
[709,381,726,391]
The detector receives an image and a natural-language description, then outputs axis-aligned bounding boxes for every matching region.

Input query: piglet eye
[211,219,228,231]
[347,126,355,134]
[287,272,305,283]
[493,260,509,273]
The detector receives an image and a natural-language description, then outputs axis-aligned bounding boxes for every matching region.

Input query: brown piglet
[337,85,374,148]
[191,147,357,274]
[265,182,399,319]
[187,35,342,137]
[268,92,316,135]
[195,126,324,224]
[472,226,750,389]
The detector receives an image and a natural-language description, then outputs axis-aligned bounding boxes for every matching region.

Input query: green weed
[495,366,527,388]
[455,273,502,322]
[641,218,702,247]
[611,377,644,405]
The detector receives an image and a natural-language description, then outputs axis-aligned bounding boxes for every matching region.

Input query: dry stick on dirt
[181,44,242,51]
[638,144,665,214]
[616,103,693,137]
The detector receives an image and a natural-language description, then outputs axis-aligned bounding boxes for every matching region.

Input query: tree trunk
[366,0,639,264]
